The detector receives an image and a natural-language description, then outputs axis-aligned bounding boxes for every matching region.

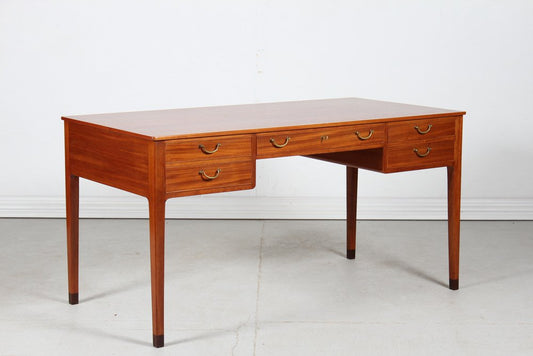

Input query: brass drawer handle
[270,136,291,148]
[413,147,431,158]
[199,143,221,154]
[355,129,374,140]
[414,124,432,135]
[199,169,221,180]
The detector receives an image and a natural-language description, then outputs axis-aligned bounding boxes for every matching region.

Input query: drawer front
[388,117,456,143]
[166,159,254,194]
[166,135,252,162]
[386,139,455,171]
[257,124,385,158]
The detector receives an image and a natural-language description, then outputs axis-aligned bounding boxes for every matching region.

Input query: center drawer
[256,123,385,158]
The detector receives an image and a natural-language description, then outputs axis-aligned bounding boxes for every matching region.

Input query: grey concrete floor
[0,219,532,356]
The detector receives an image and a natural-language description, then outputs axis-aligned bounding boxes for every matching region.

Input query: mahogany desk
[62,98,464,348]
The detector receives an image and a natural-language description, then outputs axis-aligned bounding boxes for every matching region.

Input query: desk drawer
[166,135,252,162]
[166,159,254,194]
[388,117,456,143]
[386,138,455,171]
[257,124,385,158]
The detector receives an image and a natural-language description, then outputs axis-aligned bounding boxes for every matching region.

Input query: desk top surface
[62,98,464,140]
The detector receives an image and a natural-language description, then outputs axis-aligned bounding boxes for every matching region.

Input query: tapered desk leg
[66,173,79,304]
[149,198,165,347]
[447,165,461,290]
[346,167,358,259]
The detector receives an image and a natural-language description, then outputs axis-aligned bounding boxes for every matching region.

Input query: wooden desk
[62,98,464,347]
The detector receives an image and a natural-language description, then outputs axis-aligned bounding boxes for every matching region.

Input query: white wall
[1,0,532,219]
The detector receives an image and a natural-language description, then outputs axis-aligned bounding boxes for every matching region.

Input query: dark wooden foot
[347,249,355,259]
[69,292,79,305]
[449,279,459,290]
[153,334,164,348]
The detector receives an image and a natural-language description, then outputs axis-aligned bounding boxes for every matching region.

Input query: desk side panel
[65,121,150,197]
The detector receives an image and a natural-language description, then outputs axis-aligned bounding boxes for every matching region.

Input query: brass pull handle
[413,147,431,157]
[199,169,221,180]
[270,136,291,148]
[355,129,374,140]
[414,124,432,135]
[199,143,221,154]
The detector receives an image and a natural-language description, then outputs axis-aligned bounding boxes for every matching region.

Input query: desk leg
[346,167,358,259]
[66,173,79,304]
[447,165,461,290]
[149,198,165,347]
